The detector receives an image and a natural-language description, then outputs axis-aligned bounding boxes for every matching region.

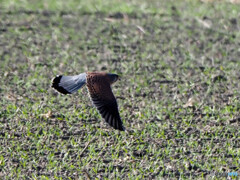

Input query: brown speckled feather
[86,72,125,131]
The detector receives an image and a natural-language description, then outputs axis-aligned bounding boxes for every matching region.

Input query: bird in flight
[52,72,125,131]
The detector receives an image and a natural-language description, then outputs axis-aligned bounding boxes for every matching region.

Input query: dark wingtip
[51,75,71,95]
[119,126,125,131]
[114,122,125,131]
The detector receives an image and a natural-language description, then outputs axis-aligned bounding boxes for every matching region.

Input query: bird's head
[107,73,119,84]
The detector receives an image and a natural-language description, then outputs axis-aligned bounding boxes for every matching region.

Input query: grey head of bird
[107,73,119,84]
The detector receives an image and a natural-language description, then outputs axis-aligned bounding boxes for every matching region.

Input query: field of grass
[0,0,240,179]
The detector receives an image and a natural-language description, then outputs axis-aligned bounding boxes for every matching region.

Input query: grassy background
[0,0,240,179]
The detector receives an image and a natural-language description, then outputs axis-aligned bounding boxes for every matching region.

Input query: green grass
[0,0,240,179]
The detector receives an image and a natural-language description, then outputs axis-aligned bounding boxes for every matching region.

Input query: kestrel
[52,72,125,131]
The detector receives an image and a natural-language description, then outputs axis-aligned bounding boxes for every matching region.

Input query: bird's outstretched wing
[87,76,125,131]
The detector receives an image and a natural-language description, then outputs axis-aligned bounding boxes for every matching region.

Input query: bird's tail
[52,73,87,94]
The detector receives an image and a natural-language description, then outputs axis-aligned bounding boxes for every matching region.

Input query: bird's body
[52,72,125,131]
